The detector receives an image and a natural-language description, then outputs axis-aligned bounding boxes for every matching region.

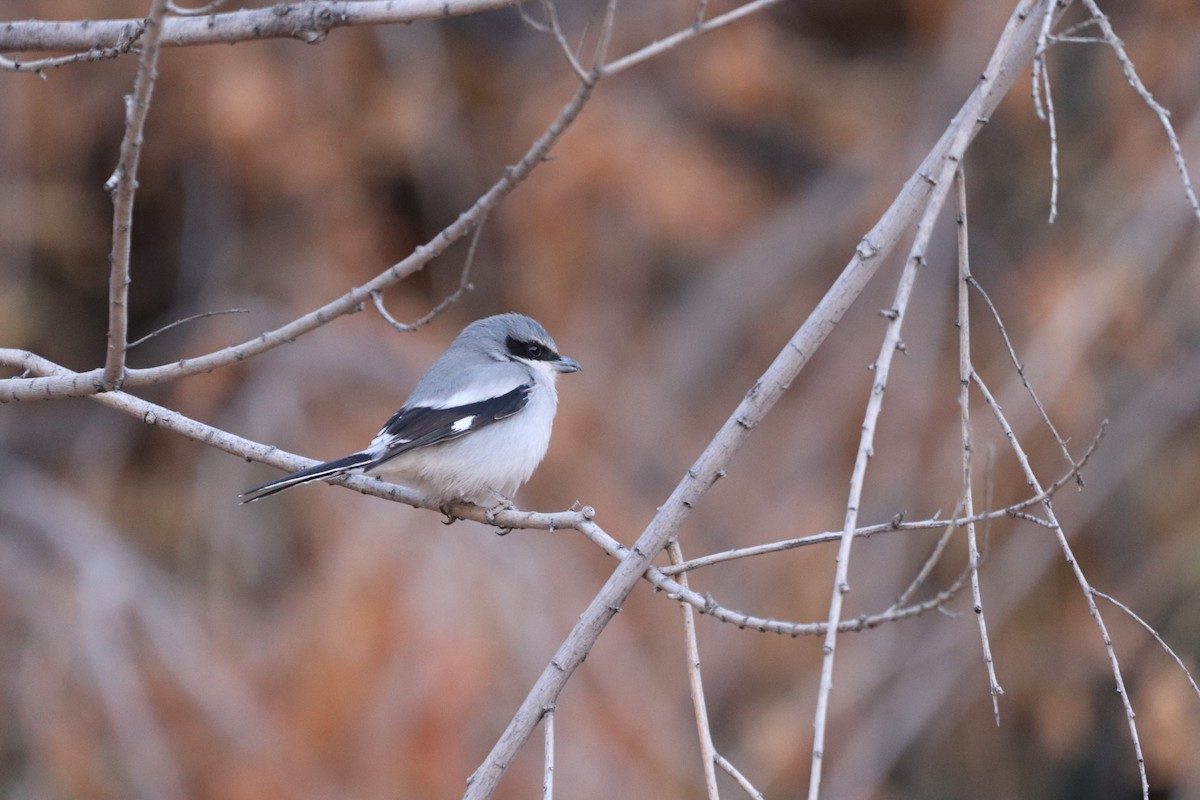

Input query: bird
[240,313,581,508]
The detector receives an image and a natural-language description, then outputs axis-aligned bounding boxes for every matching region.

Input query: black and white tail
[239,452,375,504]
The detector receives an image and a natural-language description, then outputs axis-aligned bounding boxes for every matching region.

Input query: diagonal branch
[1079,0,1200,220]
[466,4,1074,797]
[0,82,593,402]
[972,370,1149,799]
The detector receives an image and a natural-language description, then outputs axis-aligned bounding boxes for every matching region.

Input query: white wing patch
[451,415,475,433]
[367,433,408,456]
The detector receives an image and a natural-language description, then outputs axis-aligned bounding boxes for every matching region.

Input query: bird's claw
[485,494,516,534]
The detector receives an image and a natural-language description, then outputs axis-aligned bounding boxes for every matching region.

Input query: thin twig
[640,421,1105,577]
[372,215,484,332]
[972,370,1149,799]
[1039,58,1060,222]
[102,0,169,390]
[516,2,551,33]
[809,163,942,800]
[1093,589,1200,703]
[1049,35,1107,44]
[600,0,786,77]
[668,539,720,800]
[715,753,765,800]
[967,274,1077,474]
[0,40,140,73]
[1031,0,1060,221]
[1080,0,1200,219]
[166,0,230,14]
[956,165,1004,724]
[590,0,621,71]
[127,309,249,349]
[890,508,960,612]
[1,81,593,402]
[539,0,591,83]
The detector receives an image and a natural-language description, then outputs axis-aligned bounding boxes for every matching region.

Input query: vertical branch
[1032,0,1060,222]
[102,0,169,389]
[956,166,1004,723]
[972,372,1149,799]
[667,539,720,799]
[542,706,555,800]
[808,177,948,800]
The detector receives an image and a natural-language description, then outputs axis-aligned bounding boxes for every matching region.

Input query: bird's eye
[506,335,550,361]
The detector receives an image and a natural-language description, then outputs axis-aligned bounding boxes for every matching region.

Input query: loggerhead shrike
[240,313,580,507]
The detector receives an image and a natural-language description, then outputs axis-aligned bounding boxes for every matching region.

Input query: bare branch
[0,83,593,402]
[668,540,720,800]
[466,6,1083,790]
[1033,56,1061,222]
[1079,0,1200,219]
[972,370,1149,799]
[808,131,947,800]
[1093,589,1200,704]
[127,308,249,349]
[590,0,621,71]
[0,0,521,54]
[715,754,765,800]
[600,0,785,78]
[0,39,139,73]
[372,215,484,333]
[658,426,1103,576]
[956,165,1004,724]
[891,509,961,613]
[539,0,591,83]
[968,274,1077,475]
[102,0,169,391]
[542,706,555,800]
[1031,0,1060,222]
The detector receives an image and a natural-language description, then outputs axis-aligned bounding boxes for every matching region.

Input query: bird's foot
[484,494,516,535]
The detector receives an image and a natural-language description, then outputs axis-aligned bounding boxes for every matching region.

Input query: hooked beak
[554,355,582,374]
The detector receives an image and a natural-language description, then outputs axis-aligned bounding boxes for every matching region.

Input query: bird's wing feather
[239,451,375,503]
[368,382,533,463]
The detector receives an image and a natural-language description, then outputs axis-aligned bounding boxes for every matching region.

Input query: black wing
[240,383,532,504]
[370,382,532,463]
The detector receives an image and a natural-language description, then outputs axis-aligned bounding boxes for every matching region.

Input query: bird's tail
[239,452,375,504]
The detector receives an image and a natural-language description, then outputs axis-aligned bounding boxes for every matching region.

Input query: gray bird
[240,313,581,506]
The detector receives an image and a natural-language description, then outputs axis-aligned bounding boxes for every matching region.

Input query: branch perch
[0,0,521,54]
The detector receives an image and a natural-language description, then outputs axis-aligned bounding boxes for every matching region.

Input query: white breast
[369,363,561,506]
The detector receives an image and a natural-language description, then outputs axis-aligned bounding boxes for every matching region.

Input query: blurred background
[2,0,1200,797]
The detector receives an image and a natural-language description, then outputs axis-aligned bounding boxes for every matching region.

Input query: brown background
[2,0,1200,797]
